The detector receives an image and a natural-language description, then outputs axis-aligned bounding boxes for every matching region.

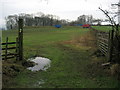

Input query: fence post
[18,18,23,60]
[115,24,120,63]
[0,37,1,60]
[108,30,114,62]
[5,37,8,60]
[16,37,19,60]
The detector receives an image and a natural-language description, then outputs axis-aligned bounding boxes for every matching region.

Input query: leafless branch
[99,7,117,28]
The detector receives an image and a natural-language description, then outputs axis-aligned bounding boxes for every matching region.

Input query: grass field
[91,26,112,32]
[2,26,120,88]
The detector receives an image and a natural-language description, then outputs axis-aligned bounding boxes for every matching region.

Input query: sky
[0,0,119,28]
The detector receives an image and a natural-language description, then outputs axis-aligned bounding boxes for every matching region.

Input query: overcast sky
[0,0,119,28]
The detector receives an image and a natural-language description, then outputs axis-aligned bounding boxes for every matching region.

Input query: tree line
[5,12,103,30]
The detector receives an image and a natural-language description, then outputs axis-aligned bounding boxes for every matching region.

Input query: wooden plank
[99,47,108,54]
[2,53,18,57]
[98,43,108,50]
[99,46,108,52]
[2,47,16,50]
[2,42,16,45]
[2,56,15,60]
[98,47,108,56]
[97,35,109,39]
[98,40,108,46]
[102,62,110,66]
[98,46,108,53]
[97,33,109,38]
[98,47,107,54]
[99,43,108,49]
[98,42,108,48]
[98,37,109,42]
[97,31,109,34]
[98,44,108,52]
[99,49,107,56]
[98,40,108,44]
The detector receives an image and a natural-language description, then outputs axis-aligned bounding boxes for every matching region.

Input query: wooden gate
[2,18,23,61]
[97,31,109,56]
[96,30,114,62]
[91,27,119,63]
[2,37,19,60]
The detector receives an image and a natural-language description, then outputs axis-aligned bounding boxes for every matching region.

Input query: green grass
[2,26,88,45]
[91,26,120,35]
[2,26,119,88]
[91,26,112,32]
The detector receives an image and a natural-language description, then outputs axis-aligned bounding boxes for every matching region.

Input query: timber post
[5,37,8,60]
[18,18,23,60]
[16,37,19,60]
[108,30,114,62]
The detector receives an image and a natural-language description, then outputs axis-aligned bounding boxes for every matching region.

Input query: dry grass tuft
[71,31,97,47]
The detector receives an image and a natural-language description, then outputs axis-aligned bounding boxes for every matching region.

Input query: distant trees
[77,15,93,24]
[5,15,18,29]
[5,12,103,30]
[69,15,102,26]
[92,19,103,25]
[5,12,69,30]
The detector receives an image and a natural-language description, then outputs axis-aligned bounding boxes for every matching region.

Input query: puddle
[27,57,51,71]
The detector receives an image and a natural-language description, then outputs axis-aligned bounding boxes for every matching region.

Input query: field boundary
[91,27,120,63]
[2,37,19,60]
[2,18,23,61]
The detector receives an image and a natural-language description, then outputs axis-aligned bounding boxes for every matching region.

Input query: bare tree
[99,7,118,32]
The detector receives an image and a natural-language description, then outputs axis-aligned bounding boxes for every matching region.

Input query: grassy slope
[2,26,119,88]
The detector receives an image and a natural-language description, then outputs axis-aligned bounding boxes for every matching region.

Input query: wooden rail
[2,42,16,45]
[2,18,23,61]
[2,37,19,60]
[2,47,16,50]
[91,28,114,62]
[96,30,110,58]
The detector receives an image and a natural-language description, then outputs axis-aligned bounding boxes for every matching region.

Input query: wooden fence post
[0,37,1,60]
[115,24,120,63]
[18,18,23,60]
[16,37,19,60]
[5,37,8,60]
[108,30,114,62]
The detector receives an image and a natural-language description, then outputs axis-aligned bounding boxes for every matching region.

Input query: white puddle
[27,57,51,71]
